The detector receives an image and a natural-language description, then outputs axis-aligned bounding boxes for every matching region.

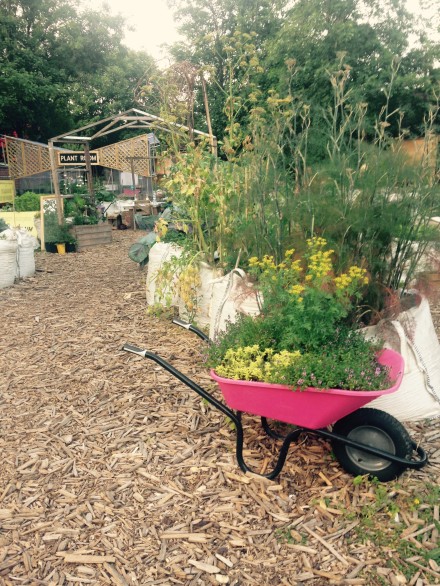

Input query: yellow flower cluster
[334,266,369,291]
[248,236,368,304]
[307,249,334,278]
[215,345,301,381]
[306,236,327,249]
[289,284,305,302]
[177,264,201,314]
[249,250,302,273]
[154,218,168,241]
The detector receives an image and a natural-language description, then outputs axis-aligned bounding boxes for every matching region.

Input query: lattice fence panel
[5,137,52,179]
[96,134,151,177]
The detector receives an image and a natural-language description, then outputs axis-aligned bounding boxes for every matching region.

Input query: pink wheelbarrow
[122,320,427,481]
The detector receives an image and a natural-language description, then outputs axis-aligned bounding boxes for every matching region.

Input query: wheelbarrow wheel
[331,408,413,482]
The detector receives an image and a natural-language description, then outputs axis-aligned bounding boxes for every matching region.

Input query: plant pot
[210,349,404,429]
[56,243,66,255]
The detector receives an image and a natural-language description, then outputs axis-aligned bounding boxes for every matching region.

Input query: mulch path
[0,230,439,586]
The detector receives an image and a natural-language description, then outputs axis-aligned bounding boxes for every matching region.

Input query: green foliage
[163,145,225,262]
[167,0,440,148]
[206,239,389,390]
[63,194,101,226]
[0,0,158,140]
[0,218,8,232]
[143,0,440,331]
[43,211,76,244]
[13,191,40,211]
[168,0,288,140]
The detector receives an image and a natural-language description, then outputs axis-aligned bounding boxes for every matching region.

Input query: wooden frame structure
[48,108,217,224]
[4,136,65,179]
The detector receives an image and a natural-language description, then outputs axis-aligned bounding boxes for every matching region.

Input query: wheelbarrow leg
[235,413,303,480]
[261,417,302,441]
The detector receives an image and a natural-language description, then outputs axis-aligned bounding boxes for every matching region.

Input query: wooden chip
[188,560,220,573]
[56,553,116,564]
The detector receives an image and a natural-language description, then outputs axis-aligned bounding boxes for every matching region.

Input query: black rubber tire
[331,408,413,482]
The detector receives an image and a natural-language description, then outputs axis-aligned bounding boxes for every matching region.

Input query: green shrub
[14,191,41,211]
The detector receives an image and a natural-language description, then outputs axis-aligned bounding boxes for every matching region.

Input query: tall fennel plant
[297,62,440,318]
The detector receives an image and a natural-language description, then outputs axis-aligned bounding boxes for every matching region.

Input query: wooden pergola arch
[48,108,217,224]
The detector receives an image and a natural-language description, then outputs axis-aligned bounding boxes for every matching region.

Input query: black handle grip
[172,319,210,342]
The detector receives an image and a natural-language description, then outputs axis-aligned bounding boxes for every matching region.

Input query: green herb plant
[208,237,390,391]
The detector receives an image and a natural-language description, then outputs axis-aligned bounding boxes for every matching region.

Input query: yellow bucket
[56,243,66,255]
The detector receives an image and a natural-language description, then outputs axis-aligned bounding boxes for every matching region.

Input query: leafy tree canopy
[167,0,289,141]
[0,0,157,141]
[165,0,440,151]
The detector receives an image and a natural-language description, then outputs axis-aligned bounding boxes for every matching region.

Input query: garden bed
[0,231,438,585]
[69,223,112,251]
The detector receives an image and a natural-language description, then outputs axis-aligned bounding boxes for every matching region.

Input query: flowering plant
[207,238,392,391]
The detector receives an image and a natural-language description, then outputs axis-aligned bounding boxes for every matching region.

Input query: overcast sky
[101,0,181,64]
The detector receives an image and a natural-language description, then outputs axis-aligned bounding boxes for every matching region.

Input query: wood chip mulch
[0,231,439,586]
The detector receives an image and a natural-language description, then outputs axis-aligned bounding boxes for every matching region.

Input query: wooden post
[201,77,217,157]
[84,141,95,205]
[130,159,137,200]
[48,140,64,226]
[40,196,46,252]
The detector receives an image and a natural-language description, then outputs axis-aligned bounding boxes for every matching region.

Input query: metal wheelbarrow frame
[122,320,428,481]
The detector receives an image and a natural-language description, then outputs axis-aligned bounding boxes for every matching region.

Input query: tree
[266,0,440,150]
[167,0,289,145]
[0,0,157,141]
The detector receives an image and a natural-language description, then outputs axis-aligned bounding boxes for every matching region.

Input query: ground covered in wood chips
[0,231,439,586]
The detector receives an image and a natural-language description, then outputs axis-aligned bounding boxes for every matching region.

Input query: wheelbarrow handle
[172,319,210,342]
[122,343,147,356]
[122,343,237,423]
[122,343,297,480]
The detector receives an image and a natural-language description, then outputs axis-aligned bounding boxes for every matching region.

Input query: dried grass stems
[0,231,439,585]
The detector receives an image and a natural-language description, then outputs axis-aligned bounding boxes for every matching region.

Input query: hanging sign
[57,151,100,166]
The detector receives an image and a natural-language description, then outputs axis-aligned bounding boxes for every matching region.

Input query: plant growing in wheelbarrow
[123,238,427,480]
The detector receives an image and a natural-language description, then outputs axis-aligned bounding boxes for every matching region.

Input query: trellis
[4,137,57,179]
[3,133,153,180]
[96,134,152,177]
[4,108,217,224]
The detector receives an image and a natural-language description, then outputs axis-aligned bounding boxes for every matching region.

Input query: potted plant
[51,224,76,254]
[206,237,399,425]
[44,213,76,254]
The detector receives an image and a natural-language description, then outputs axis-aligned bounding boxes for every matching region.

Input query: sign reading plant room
[57,152,99,166]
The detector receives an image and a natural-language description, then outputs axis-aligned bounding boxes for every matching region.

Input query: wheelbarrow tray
[210,348,404,429]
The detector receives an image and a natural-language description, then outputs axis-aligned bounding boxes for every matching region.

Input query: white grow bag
[364,296,440,422]
[16,229,37,279]
[145,242,183,307]
[209,268,262,340]
[0,239,18,289]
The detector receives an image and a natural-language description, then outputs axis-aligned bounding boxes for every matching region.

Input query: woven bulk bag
[364,296,440,422]
[0,239,18,289]
[178,261,223,328]
[16,230,37,279]
[209,269,262,341]
[145,242,183,307]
